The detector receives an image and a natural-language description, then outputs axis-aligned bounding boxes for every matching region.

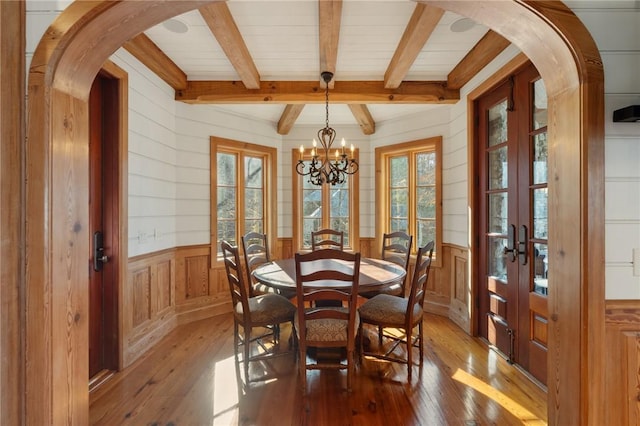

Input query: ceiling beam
[277,104,305,135]
[176,80,459,104]
[319,0,342,88]
[123,33,187,90]
[199,2,261,89]
[348,104,376,135]
[447,30,511,90]
[384,3,444,89]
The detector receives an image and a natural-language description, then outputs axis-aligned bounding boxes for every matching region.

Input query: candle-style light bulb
[341,138,346,154]
[350,144,355,155]
[299,145,304,160]
[312,139,317,157]
[335,149,339,160]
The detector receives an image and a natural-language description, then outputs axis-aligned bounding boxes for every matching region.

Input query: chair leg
[347,348,354,392]
[244,326,251,382]
[274,323,280,343]
[358,323,363,364]
[406,327,413,380]
[418,321,424,364]
[233,321,240,360]
[298,338,306,393]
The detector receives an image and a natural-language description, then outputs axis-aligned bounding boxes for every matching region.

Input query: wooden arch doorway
[25,1,604,425]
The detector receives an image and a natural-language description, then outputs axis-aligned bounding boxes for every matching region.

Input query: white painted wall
[570,4,640,298]
[24,1,640,298]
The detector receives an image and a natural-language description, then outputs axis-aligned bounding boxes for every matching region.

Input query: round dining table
[251,256,406,293]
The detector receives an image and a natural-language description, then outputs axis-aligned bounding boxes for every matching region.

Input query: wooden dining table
[251,256,406,294]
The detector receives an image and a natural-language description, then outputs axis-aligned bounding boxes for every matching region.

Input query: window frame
[375,136,442,267]
[210,136,277,263]
[292,148,360,252]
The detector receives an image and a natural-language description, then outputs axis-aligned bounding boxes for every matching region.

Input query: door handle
[518,225,528,265]
[93,231,109,271]
[503,224,517,262]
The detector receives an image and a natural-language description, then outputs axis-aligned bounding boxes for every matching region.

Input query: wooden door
[476,62,548,385]
[89,72,120,384]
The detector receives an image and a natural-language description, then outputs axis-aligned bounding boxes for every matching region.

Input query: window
[292,149,359,251]
[376,137,442,263]
[211,137,276,258]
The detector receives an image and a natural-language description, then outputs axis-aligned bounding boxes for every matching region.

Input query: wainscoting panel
[276,238,294,259]
[156,259,173,314]
[131,266,152,328]
[123,245,232,367]
[604,300,640,425]
[448,245,470,333]
[175,245,230,324]
[124,249,176,367]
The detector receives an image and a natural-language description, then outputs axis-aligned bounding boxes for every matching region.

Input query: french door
[476,63,548,385]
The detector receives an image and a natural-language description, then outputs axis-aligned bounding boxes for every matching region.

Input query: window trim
[375,136,442,267]
[292,148,360,253]
[210,136,277,264]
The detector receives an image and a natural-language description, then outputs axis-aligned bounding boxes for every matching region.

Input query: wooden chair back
[381,231,413,293]
[221,240,251,318]
[406,241,434,322]
[294,249,361,392]
[311,228,344,251]
[241,231,271,295]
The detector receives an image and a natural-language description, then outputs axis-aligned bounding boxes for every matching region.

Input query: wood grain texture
[604,300,640,426]
[177,79,459,104]
[447,30,511,90]
[199,2,260,89]
[123,33,187,90]
[0,2,24,425]
[449,246,470,333]
[318,0,342,83]
[25,2,210,423]
[277,104,304,135]
[348,103,376,135]
[89,312,547,425]
[22,1,606,424]
[384,3,444,89]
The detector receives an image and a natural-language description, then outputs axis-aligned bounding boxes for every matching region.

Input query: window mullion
[409,151,417,244]
[237,152,245,239]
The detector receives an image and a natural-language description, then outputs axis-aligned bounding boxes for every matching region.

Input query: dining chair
[241,231,273,297]
[361,231,413,299]
[310,228,344,251]
[294,249,361,393]
[358,240,434,380]
[221,240,297,385]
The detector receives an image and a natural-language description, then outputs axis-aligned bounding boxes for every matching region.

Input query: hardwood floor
[89,313,547,425]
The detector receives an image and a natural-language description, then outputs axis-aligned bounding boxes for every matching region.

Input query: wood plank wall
[604,300,640,426]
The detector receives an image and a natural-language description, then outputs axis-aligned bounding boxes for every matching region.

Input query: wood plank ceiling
[123,0,511,135]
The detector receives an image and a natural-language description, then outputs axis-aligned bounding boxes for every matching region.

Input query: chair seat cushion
[360,282,403,299]
[235,293,296,324]
[295,307,360,342]
[358,294,422,326]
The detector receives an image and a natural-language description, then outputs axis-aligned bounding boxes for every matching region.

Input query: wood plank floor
[90,313,547,425]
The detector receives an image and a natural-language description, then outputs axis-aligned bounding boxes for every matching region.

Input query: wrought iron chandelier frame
[295,71,359,186]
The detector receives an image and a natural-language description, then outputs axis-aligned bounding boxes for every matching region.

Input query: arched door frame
[25,1,604,424]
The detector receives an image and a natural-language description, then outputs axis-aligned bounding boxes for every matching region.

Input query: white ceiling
[142,1,491,127]
[136,0,638,129]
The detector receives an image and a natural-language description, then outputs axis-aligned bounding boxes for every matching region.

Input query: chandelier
[295,71,359,186]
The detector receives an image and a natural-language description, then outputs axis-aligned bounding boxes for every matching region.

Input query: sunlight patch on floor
[452,368,546,425]
[213,355,239,424]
